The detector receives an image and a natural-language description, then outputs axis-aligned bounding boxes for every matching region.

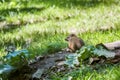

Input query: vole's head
[65,34,77,41]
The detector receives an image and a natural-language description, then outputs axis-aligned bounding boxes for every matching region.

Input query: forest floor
[1,0,120,80]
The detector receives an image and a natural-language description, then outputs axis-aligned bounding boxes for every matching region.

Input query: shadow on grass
[39,0,118,8]
[0,18,45,33]
[0,6,45,17]
[0,6,46,32]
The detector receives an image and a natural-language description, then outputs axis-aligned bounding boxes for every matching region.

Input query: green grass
[0,0,120,79]
[51,64,120,80]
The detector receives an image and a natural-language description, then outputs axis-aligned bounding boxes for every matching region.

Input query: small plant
[0,49,29,79]
[65,45,116,68]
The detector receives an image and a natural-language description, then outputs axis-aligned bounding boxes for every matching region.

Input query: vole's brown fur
[65,34,85,52]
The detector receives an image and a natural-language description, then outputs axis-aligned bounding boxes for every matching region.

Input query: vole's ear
[69,34,76,37]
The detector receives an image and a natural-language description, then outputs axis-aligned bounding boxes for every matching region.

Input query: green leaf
[77,45,95,60]
[5,49,29,59]
[0,64,14,74]
[93,49,115,58]
[4,49,29,68]
[65,54,80,68]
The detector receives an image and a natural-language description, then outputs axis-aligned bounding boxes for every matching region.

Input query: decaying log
[103,41,120,50]
[95,41,120,64]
